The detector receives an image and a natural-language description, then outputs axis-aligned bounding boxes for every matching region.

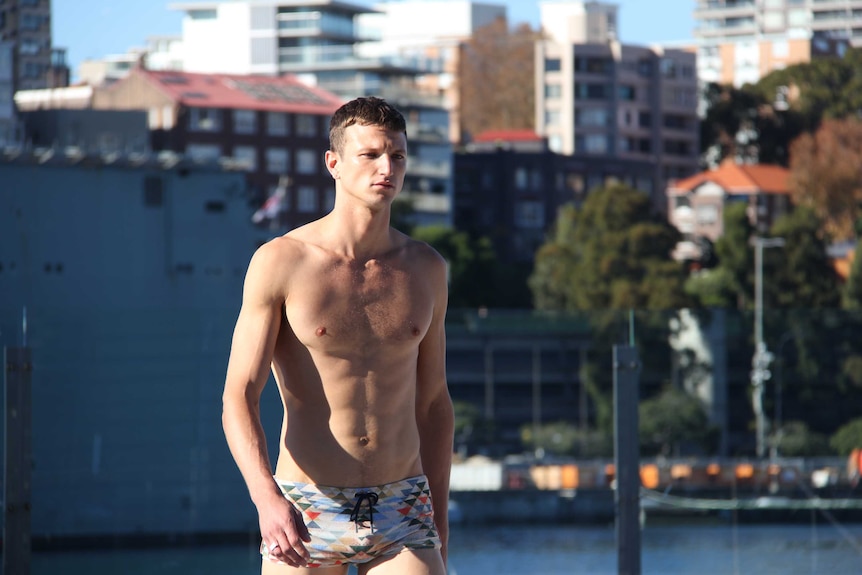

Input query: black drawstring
[349,491,379,531]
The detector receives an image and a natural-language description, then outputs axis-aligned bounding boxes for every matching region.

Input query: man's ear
[324,150,339,179]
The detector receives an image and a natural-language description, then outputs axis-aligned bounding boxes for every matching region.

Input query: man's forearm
[222,396,281,506]
[418,397,454,558]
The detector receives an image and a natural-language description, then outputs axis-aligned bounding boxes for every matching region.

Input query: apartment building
[0,0,69,144]
[168,0,457,226]
[358,0,506,143]
[667,158,792,262]
[693,0,854,88]
[455,130,657,263]
[92,68,343,230]
[535,2,700,211]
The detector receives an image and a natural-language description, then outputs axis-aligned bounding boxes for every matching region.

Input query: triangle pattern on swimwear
[265,475,441,567]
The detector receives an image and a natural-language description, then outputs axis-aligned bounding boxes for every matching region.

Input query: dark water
[30,522,862,575]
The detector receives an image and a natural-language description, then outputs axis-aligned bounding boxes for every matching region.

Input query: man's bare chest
[285,259,434,349]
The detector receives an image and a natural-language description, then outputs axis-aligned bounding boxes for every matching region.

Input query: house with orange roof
[91,67,344,230]
[666,159,793,262]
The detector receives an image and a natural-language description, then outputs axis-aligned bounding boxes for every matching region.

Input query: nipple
[412,326,421,337]
[316,326,327,337]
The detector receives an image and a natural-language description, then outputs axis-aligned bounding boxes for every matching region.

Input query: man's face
[326,123,408,208]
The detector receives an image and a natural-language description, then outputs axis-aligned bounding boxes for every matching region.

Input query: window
[575,82,609,100]
[663,114,688,130]
[545,84,562,99]
[189,108,222,132]
[576,134,608,154]
[788,10,809,26]
[266,148,289,174]
[618,85,636,101]
[545,58,561,72]
[296,149,317,174]
[186,143,221,162]
[267,112,290,136]
[637,59,653,78]
[575,56,612,74]
[576,108,609,127]
[696,204,719,225]
[530,169,543,190]
[545,110,561,126]
[514,168,528,190]
[189,9,217,19]
[19,40,41,55]
[296,114,317,137]
[515,201,545,229]
[234,109,257,134]
[660,58,676,78]
[233,146,257,171]
[297,186,318,213]
[764,12,784,30]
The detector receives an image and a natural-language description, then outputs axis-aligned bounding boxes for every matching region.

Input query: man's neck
[322,205,396,261]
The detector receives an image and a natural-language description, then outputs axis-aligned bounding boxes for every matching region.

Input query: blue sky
[54,1,695,74]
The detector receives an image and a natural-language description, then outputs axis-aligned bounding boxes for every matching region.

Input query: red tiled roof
[473,129,543,143]
[669,158,790,195]
[137,69,344,114]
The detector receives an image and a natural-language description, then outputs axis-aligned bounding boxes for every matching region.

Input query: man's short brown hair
[329,97,407,154]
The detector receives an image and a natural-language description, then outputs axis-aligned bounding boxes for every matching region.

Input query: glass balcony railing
[278,45,444,74]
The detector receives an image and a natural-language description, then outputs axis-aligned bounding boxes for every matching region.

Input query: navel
[358,436,369,446]
[316,326,327,337]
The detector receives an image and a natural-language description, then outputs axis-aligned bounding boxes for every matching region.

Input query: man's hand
[258,495,312,567]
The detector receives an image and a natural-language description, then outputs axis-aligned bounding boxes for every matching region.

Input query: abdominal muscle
[270,349,424,488]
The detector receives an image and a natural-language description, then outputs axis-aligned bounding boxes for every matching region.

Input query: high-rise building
[693,0,854,88]
[535,1,700,211]
[0,0,69,145]
[169,0,460,226]
[359,0,507,143]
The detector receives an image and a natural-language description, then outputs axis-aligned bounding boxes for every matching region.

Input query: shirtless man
[222,97,454,575]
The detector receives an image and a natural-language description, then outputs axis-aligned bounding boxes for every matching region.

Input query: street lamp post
[752,236,785,459]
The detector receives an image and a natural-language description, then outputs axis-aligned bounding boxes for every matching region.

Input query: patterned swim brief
[260,474,441,568]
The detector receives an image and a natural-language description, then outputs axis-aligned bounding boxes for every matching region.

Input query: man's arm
[415,252,454,565]
[222,241,310,567]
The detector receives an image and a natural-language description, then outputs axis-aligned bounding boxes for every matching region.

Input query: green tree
[519,421,580,457]
[757,48,862,131]
[777,421,830,457]
[830,418,862,456]
[639,387,712,456]
[411,225,499,308]
[843,239,862,309]
[699,82,804,167]
[766,207,841,309]
[529,184,690,311]
[700,48,862,170]
[685,202,754,309]
[390,196,416,235]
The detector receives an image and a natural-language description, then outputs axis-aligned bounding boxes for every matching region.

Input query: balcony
[694,0,756,20]
[276,10,359,42]
[278,45,441,75]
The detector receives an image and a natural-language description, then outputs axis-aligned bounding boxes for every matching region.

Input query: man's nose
[376,155,394,175]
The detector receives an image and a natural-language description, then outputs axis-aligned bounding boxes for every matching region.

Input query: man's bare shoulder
[250,234,304,268]
[400,232,447,275]
[244,231,319,292]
